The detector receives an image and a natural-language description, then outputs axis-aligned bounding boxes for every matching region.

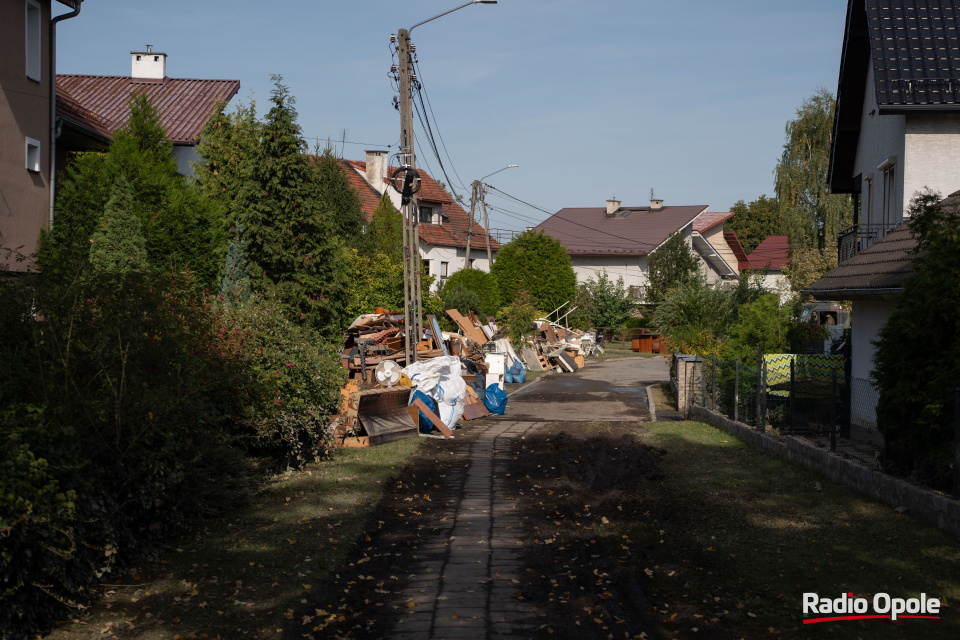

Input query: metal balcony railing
[837,223,901,263]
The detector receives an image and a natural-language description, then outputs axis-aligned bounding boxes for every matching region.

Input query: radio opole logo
[802,592,941,624]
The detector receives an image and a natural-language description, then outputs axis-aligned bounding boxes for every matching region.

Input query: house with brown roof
[341,151,500,287]
[533,197,740,300]
[744,235,791,301]
[1,0,84,269]
[56,47,240,177]
[806,0,960,430]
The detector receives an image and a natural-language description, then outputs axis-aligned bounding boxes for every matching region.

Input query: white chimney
[606,198,620,216]
[131,45,167,80]
[650,198,664,212]
[365,150,388,194]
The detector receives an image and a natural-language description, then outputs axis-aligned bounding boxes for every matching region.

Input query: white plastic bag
[402,356,466,428]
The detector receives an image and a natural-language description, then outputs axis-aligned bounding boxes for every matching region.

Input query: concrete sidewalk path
[387,358,669,639]
[388,420,540,639]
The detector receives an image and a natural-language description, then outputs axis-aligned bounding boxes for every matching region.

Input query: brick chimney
[365,150,388,194]
[131,45,167,79]
[606,198,621,216]
[650,198,664,212]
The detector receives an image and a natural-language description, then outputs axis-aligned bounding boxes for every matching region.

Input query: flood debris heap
[332,307,596,447]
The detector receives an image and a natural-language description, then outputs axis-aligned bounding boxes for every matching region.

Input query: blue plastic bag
[411,390,440,433]
[507,359,526,384]
[483,384,508,415]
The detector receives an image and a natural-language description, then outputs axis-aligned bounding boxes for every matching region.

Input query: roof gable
[56,75,241,145]
[830,1,960,192]
[746,235,790,270]
[534,204,708,256]
[693,211,735,233]
[341,160,499,251]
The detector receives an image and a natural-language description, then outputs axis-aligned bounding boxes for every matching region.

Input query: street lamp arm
[410,0,497,32]
[480,164,518,182]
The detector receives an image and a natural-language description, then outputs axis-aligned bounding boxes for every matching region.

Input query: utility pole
[397,28,422,364]
[464,181,479,269]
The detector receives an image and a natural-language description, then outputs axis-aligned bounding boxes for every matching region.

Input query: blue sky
[56,0,848,232]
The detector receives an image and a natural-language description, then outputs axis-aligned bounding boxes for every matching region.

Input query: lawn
[505,417,960,638]
[43,438,420,640]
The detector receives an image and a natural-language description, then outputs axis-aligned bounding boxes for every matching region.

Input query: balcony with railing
[837,222,902,263]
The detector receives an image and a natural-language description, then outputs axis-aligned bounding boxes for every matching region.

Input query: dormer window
[419,205,441,225]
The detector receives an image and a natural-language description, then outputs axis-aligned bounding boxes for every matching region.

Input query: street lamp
[394,0,498,364]
[466,165,518,267]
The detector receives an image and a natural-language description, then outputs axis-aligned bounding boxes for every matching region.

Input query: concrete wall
[0,0,52,268]
[689,405,960,541]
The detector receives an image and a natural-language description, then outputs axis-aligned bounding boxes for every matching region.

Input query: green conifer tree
[88,177,149,275]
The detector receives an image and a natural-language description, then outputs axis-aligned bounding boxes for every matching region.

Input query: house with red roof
[56,46,240,177]
[1,0,85,270]
[745,235,791,301]
[341,151,500,287]
[534,197,742,300]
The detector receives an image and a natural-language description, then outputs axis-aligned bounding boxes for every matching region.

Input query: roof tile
[56,75,241,144]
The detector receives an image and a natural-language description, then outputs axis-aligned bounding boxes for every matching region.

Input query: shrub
[491,230,576,311]
[440,268,500,317]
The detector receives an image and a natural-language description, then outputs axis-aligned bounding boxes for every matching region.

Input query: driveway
[502,356,670,422]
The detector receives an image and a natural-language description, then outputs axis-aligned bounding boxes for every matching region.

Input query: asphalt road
[502,356,670,422]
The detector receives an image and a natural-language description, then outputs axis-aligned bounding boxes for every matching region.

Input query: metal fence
[674,352,960,495]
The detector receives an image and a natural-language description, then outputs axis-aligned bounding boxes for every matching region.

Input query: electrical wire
[413,59,468,192]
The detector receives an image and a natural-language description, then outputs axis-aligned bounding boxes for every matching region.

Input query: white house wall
[855,59,906,228]
[421,243,493,291]
[848,298,896,428]
[904,113,960,209]
[570,255,646,289]
[172,145,199,178]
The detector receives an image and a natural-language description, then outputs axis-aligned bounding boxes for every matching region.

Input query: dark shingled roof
[831,1,960,192]
[802,225,917,299]
[804,187,960,298]
[534,205,708,257]
[56,75,241,145]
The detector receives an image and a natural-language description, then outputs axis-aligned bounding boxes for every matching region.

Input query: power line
[413,59,468,193]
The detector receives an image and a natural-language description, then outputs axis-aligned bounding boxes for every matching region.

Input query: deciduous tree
[491,230,576,312]
[646,232,700,303]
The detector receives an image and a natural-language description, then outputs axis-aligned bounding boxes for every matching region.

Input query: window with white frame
[440,261,449,278]
[25,0,42,82]
[25,137,41,173]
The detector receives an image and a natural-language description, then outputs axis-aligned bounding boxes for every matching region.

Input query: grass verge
[43,439,420,640]
[507,419,960,639]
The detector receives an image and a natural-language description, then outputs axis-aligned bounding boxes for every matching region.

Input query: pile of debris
[333,307,594,448]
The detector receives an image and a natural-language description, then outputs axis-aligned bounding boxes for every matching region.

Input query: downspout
[49,0,83,231]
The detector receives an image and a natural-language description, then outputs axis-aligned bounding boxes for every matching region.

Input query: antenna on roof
[650,187,655,200]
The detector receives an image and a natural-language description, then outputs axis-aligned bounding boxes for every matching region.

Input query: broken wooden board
[356,388,418,445]
[446,309,487,345]
[521,347,544,371]
[463,402,491,420]
[407,398,454,437]
[427,315,449,355]
[557,352,578,372]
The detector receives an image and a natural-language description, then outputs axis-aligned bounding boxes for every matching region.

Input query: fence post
[789,358,795,433]
[830,370,838,453]
[734,358,740,423]
[953,388,960,499]
[711,354,717,411]
[761,361,769,432]
[756,343,763,431]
